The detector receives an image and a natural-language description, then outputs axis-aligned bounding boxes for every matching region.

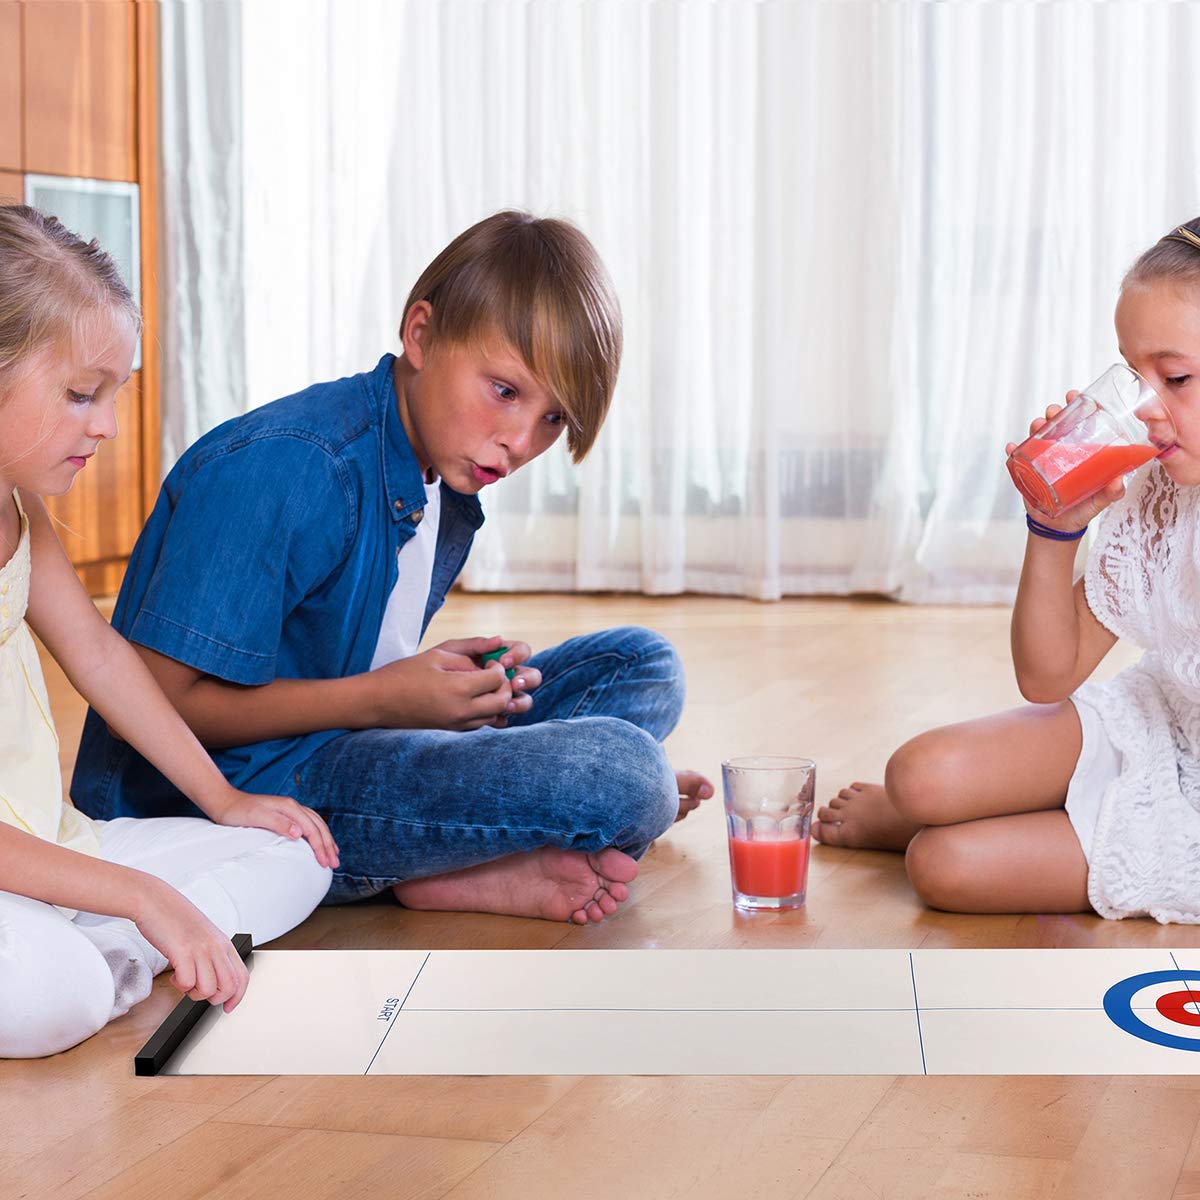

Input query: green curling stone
[482,647,517,680]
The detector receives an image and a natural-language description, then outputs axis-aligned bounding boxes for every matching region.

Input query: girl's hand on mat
[369,640,524,730]
[205,789,340,870]
[134,880,250,1013]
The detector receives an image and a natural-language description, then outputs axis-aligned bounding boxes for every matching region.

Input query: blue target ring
[1103,970,1200,1052]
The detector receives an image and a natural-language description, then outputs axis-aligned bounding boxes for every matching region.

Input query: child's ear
[401,300,434,371]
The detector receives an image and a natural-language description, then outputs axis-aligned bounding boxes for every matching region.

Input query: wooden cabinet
[0,4,20,170]
[13,1,160,595]
[22,1,137,181]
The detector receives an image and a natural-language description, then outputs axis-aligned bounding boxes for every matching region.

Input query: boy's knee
[622,625,684,680]
[905,827,976,911]
[578,718,677,850]
[637,625,686,712]
[0,943,114,1059]
[610,625,687,733]
[885,731,964,826]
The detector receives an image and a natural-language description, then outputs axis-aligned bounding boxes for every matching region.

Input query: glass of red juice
[722,756,816,912]
[1006,364,1176,518]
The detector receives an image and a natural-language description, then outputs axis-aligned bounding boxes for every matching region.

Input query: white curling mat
[161,947,1200,1076]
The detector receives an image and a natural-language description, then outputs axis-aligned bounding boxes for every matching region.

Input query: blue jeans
[295,626,686,903]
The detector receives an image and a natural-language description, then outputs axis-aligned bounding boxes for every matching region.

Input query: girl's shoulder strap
[9,488,30,542]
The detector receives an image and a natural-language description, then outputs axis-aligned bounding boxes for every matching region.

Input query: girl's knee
[905,827,976,911]
[0,943,114,1059]
[885,731,968,826]
[276,835,334,907]
[230,834,332,938]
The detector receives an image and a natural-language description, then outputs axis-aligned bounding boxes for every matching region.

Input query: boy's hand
[368,638,524,730]
[1006,393,1127,533]
[433,637,543,722]
[489,640,542,699]
[202,787,340,869]
[132,879,250,1013]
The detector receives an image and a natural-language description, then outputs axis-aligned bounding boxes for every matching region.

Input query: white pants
[0,817,331,1058]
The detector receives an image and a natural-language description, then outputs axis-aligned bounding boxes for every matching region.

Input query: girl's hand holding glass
[1006,365,1176,527]
[1005,394,1131,534]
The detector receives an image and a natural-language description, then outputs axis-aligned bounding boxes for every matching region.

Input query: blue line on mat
[909,953,927,1075]
[1170,951,1200,1014]
[403,1004,1160,1014]
[364,951,431,1075]
[407,1005,917,1013]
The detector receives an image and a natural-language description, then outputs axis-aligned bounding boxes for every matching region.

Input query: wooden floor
[8,593,1200,1200]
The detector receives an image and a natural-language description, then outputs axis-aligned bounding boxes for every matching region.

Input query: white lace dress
[1074,461,1200,923]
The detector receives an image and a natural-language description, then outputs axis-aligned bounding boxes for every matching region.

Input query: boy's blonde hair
[0,204,141,394]
[1125,216,1200,291]
[400,211,622,462]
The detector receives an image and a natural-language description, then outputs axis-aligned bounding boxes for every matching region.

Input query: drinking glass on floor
[723,756,815,911]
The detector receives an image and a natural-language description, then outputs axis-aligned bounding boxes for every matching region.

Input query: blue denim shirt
[71,354,484,818]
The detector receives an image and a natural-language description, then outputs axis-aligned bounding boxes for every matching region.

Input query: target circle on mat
[1156,991,1200,1028]
[1104,970,1200,1051]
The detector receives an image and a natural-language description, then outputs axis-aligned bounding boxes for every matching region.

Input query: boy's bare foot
[811,782,922,852]
[392,846,639,924]
[675,769,714,822]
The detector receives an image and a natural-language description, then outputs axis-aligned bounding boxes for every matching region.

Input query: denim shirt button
[411,509,423,525]
[393,498,403,510]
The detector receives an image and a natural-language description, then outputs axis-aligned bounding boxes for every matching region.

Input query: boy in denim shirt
[73,212,711,924]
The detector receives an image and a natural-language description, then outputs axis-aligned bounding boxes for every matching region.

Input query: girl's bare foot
[392,846,639,924]
[675,769,714,822]
[811,782,922,852]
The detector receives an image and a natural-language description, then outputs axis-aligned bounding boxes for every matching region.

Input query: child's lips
[471,463,505,485]
[1159,443,1181,460]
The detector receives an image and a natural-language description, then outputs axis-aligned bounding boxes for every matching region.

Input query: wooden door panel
[23,1,136,181]
[43,372,144,568]
[0,170,22,204]
[0,4,20,170]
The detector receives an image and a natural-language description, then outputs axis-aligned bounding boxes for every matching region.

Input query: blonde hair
[400,211,622,462]
[1124,217,1200,291]
[0,204,141,395]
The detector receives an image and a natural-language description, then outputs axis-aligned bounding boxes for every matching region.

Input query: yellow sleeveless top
[0,491,102,858]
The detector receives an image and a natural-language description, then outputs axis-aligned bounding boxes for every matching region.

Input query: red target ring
[1155,991,1200,1027]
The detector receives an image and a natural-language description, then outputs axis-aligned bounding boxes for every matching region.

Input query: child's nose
[500,417,537,462]
[88,402,119,441]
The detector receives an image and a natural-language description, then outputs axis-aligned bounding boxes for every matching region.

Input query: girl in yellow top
[0,204,339,1058]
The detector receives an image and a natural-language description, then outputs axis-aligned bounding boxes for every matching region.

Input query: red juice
[729,836,809,898]
[1008,439,1159,516]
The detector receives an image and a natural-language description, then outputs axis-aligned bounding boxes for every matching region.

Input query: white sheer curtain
[158,0,1200,603]
[158,0,245,468]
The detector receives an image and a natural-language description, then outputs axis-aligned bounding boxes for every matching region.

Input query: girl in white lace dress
[0,205,339,1056]
[813,217,1200,924]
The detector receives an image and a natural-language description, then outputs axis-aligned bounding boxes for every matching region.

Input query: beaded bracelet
[1026,514,1087,542]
